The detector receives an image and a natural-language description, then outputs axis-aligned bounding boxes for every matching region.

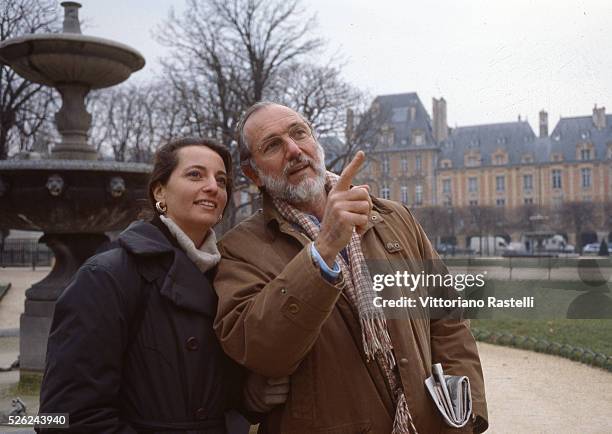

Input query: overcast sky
[77,0,612,130]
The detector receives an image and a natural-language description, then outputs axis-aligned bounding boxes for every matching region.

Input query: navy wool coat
[38,218,248,434]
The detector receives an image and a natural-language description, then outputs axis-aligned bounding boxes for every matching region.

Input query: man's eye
[263,141,282,155]
[292,128,308,139]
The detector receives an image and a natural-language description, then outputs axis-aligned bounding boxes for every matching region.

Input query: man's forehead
[245,105,303,142]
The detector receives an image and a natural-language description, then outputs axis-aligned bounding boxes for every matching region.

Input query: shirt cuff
[310,243,341,280]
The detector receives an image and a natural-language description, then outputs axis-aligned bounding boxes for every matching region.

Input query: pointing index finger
[335,151,365,191]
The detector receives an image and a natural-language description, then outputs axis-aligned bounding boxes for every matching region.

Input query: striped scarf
[271,171,418,434]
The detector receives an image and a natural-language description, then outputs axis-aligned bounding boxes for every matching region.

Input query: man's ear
[242,163,263,187]
[153,182,166,203]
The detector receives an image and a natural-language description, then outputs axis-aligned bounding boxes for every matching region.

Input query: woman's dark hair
[147,137,233,213]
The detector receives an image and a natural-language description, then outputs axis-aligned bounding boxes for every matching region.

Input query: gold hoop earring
[155,201,167,215]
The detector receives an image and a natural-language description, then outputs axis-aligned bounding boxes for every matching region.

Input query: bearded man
[213,102,488,433]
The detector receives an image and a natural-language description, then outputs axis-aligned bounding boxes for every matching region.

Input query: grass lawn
[471,319,612,356]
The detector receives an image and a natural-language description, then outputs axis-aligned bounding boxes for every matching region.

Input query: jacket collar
[117,220,216,316]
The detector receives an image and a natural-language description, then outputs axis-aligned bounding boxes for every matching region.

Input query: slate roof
[373,92,435,147]
[439,121,537,167]
[547,114,612,162]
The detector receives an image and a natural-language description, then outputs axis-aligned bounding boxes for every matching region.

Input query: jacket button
[399,358,409,367]
[288,303,300,314]
[186,336,199,351]
[195,407,206,419]
[371,215,378,221]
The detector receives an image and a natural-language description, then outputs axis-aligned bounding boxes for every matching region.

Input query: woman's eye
[187,170,202,178]
[216,178,227,188]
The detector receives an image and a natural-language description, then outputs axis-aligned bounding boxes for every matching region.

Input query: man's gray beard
[255,146,327,205]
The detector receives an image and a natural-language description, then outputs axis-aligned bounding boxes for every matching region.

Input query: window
[552,196,563,208]
[442,179,451,194]
[468,177,478,193]
[523,174,533,191]
[382,155,390,174]
[466,156,479,167]
[496,175,505,192]
[552,169,562,189]
[401,157,408,173]
[524,198,533,204]
[444,196,452,206]
[415,155,422,171]
[469,200,478,206]
[415,184,423,205]
[494,155,504,165]
[496,198,505,206]
[580,149,592,160]
[413,131,425,146]
[581,168,592,188]
[401,186,408,204]
[381,183,390,199]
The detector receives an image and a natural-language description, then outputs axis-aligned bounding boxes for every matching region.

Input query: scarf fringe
[361,315,396,368]
[392,392,418,434]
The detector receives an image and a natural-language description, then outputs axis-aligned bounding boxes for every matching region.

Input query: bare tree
[559,201,597,252]
[0,0,59,159]
[156,0,369,227]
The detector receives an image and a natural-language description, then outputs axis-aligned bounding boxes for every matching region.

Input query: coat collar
[118,220,217,316]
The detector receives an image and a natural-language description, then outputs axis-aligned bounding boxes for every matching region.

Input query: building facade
[351,92,612,247]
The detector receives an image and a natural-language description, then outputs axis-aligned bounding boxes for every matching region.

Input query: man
[214,102,488,433]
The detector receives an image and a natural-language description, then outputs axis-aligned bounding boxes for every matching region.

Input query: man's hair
[236,101,314,169]
[236,101,277,168]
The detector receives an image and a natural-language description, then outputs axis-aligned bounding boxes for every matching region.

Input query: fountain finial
[61,2,82,34]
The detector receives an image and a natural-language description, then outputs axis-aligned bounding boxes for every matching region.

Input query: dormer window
[581,131,590,140]
[412,129,425,146]
[580,149,592,160]
[522,154,534,164]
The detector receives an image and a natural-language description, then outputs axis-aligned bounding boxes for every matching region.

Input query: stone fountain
[0,2,150,379]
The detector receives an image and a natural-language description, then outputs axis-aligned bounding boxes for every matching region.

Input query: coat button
[195,407,206,419]
[371,215,378,221]
[281,288,287,294]
[186,336,199,351]
[288,303,300,314]
[386,242,395,250]
[399,358,409,367]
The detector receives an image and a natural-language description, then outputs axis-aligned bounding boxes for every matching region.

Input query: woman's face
[154,145,228,241]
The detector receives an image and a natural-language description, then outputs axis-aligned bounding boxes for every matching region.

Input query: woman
[39,138,274,433]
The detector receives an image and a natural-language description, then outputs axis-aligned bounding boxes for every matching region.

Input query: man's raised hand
[315,151,372,267]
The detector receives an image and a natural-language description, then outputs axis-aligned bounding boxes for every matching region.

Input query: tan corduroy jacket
[214,193,488,434]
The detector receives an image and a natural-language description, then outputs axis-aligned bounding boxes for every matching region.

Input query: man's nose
[284,137,302,158]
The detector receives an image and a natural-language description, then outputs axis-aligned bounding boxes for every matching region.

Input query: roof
[548,114,612,162]
[440,121,537,167]
[373,92,435,147]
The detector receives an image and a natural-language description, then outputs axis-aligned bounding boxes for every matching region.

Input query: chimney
[432,97,448,142]
[592,104,606,129]
[539,110,548,137]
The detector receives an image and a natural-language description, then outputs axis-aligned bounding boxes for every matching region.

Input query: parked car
[582,243,601,255]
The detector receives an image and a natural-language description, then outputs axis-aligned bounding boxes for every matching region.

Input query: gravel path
[1,267,611,433]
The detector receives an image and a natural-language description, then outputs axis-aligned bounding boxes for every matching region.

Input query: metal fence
[0,238,54,268]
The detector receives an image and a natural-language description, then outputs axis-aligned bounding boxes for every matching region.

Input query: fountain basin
[0,33,145,88]
[0,160,151,233]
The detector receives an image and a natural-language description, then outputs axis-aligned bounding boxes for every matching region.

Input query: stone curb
[471,328,612,372]
[0,328,19,338]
